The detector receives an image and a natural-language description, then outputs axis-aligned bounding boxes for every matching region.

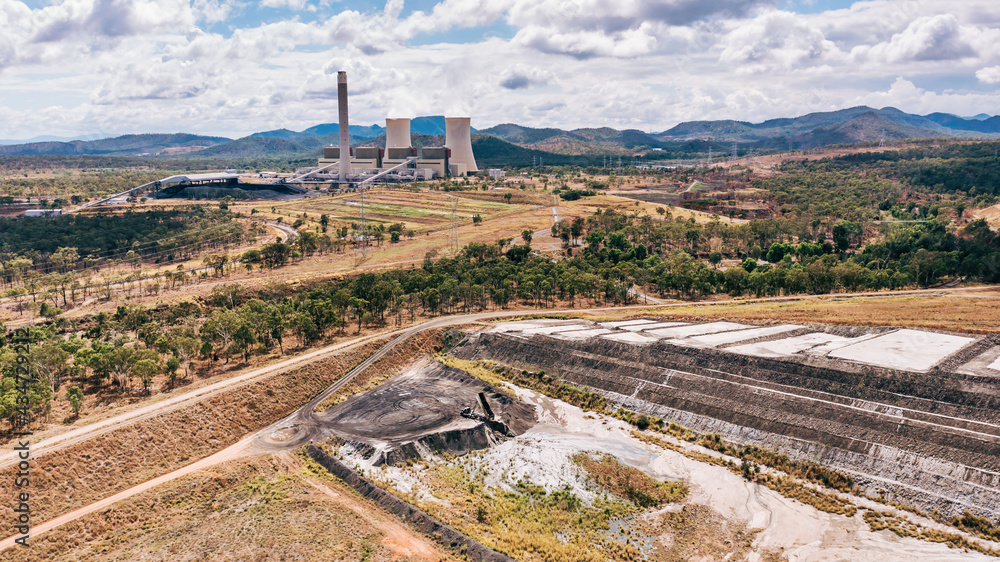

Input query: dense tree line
[0,208,244,274]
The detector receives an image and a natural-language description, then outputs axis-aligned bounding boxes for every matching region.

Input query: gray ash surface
[319,360,535,464]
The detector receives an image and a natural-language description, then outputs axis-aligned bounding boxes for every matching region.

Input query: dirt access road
[0,330,390,470]
[4,284,1000,550]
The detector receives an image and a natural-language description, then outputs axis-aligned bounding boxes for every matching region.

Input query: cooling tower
[337,71,351,182]
[445,117,477,173]
[385,118,411,149]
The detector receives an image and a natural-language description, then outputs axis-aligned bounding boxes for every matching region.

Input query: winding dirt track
[3,284,1000,551]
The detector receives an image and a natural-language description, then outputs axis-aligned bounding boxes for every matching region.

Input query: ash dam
[450,318,1000,520]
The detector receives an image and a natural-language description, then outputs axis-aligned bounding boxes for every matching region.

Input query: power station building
[316,115,477,181]
[318,146,384,171]
[306,71,479,184]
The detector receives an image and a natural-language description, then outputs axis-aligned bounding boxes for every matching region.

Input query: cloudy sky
[1,0,998,140]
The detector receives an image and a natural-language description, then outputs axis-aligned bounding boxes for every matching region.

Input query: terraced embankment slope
[452,318,1000,519]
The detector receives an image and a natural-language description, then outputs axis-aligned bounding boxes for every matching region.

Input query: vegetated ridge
[2,106,998,163]
[0,133,232,156]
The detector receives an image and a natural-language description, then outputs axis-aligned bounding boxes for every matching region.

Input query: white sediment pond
[645,321,752,339]
[627,321,689,331]
[806,332,884,356]
[600,331,660,345]
[828,329,975,372]
[488,320,577,333]
[550,328,614,340]
[520,323,594,335]
[669,324,804,349]
[599,319,658,328]
[728,332,852,358]
[987,355,1000,371]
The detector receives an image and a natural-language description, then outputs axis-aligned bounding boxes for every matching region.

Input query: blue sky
[0,0,998,139]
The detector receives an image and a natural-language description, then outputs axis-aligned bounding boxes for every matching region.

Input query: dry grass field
[581,293,1000,334]
[243,188,536,234]
[578,192,748,224]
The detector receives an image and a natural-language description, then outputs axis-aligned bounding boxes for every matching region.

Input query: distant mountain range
[0,133,106,145]
[479,106,1000,156]
[0,107,996,161]
[0,133,232,156]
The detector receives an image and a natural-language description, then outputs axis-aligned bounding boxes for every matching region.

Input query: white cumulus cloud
[719,10,841,73]
[977,66,1000,84]
[860,14,976,63]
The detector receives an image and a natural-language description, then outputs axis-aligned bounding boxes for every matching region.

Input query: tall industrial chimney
[445,117,477,173]
[385,118,411,149]
[337,71,351,182]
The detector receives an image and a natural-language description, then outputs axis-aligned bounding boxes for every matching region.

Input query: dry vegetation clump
[735,445,855,492]
[572,452,687,508]
[863,510,1000,556]
[952,511,1000,543]
[2,454,453,561]
[0,337,390,523]
[435,354,514,394]
[374,451,655,561]
[753,473,857,517]
[643,503,766,562]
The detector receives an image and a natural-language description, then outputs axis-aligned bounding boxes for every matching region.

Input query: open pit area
[450,318,1000,523]
[317,360,537,466]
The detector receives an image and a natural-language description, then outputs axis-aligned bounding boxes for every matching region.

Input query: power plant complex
[301,71,478,186]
